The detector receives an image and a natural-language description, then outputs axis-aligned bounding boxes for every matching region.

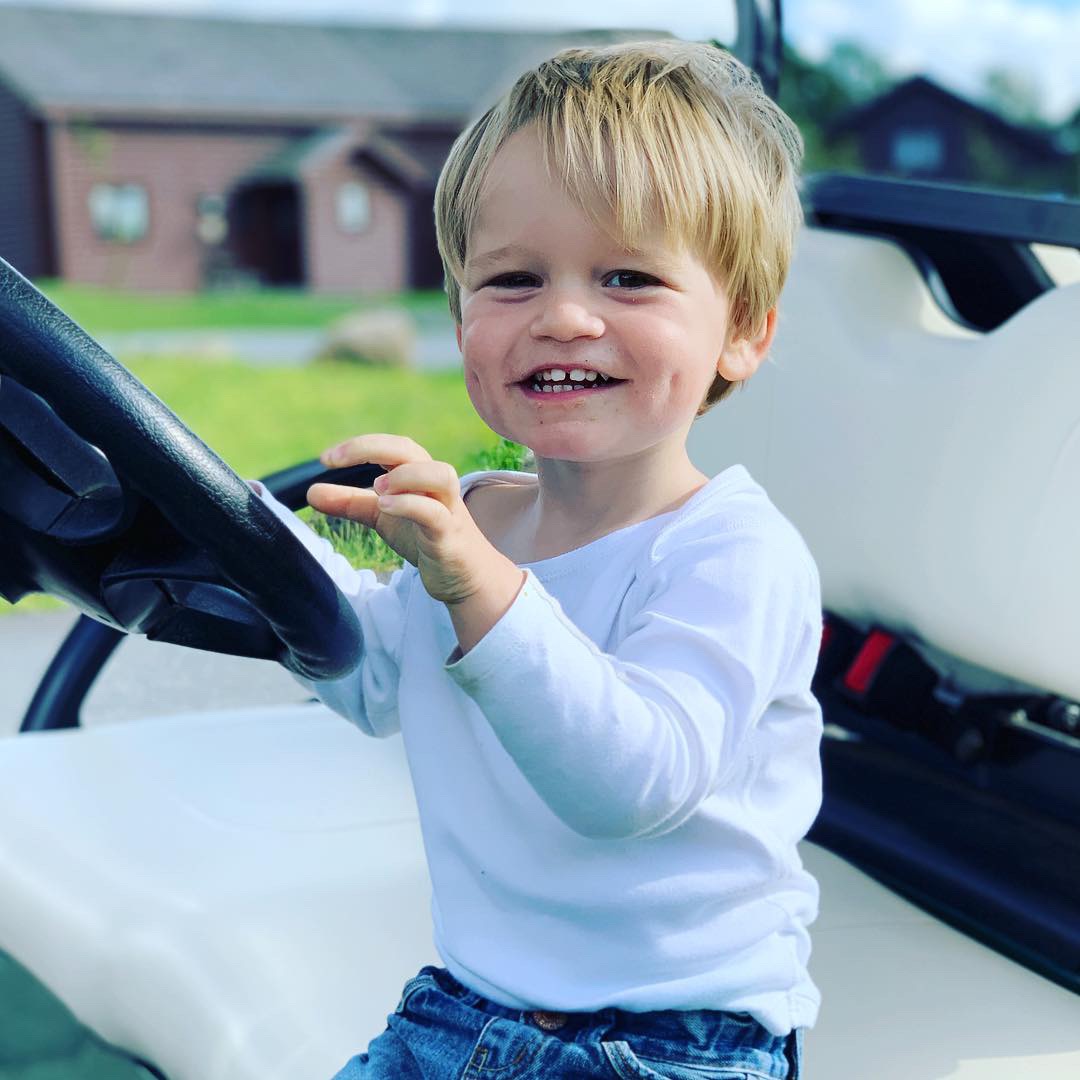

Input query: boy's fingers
[374,492,451,534]
[321,433,432,469]
[306,482,380,527]
[377,461,460,507]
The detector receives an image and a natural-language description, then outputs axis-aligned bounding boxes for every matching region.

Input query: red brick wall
[48,122,295,291]
[302,155,408,295]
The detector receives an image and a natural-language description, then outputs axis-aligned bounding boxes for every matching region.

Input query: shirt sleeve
[248,480,411,738]
[446,523,819,840]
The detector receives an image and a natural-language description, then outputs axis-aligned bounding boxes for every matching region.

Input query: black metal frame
[734,0,783,100]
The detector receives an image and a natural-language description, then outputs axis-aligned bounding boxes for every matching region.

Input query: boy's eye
[485,272,540,289]
[604,270,658,289]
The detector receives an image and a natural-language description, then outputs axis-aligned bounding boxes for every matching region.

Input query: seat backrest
[689,226,1080,700]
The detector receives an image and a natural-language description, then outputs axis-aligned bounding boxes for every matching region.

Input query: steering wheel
[0,255,366,680]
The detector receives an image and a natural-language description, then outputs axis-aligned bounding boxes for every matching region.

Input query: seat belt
[815,613,1080,763]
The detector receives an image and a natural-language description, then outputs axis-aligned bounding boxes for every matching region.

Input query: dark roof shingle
[0,4,661,120]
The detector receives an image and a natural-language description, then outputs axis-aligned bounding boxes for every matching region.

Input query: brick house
[828,76,1073,194]
[0,5,646,293]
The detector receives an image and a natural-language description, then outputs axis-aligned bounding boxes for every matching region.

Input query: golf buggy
[1,2,1079,1077]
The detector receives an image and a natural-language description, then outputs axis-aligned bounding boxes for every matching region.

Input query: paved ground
[0,610,77,737]
[0,609,310,738]
[99,321,460,370]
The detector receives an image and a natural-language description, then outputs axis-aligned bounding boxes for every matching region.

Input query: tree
[777,41,877,173]
[982,68,1045,126]
[821,40,890,106]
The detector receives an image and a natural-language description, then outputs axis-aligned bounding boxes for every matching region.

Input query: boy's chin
[523,438,616,465]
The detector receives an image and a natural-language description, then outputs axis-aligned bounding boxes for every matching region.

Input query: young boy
[255,39,820,1079]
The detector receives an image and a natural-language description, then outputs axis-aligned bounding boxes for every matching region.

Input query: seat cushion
[691,227,1080,700]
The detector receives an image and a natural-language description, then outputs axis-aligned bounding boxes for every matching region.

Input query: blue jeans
[331,965,802,1079]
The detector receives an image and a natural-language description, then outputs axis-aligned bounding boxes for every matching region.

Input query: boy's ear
[455,323,463,352]
[716,307,777,383]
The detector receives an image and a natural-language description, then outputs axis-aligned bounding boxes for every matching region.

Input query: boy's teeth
[527,368,616,391]
[532,368,610,382]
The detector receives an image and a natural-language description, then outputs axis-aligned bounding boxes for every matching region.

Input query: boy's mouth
[518,366,625,395]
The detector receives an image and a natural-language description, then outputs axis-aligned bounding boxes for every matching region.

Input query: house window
[88,183,149,243]
[890,129,945,174]
[336,181,371,233]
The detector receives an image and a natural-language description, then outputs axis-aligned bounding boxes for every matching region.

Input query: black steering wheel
[0,255,367,680]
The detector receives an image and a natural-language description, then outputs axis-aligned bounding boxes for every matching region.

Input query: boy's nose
[530,297,604,342]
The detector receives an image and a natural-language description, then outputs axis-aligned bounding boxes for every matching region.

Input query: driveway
[0,608,309,738]
[99,321,460,370]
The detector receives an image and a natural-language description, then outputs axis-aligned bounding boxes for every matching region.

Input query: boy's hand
[307,435,520,620]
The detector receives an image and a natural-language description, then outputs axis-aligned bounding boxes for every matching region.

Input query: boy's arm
[248,480,409,738]
[447,529,822,841]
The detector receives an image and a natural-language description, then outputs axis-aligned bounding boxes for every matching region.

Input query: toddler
[257,38,821,1080]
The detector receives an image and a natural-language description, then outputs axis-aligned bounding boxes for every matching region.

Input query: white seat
[2,708,1078,1078]
[691,226,1080,701]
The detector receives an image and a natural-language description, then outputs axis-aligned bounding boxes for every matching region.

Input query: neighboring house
[828,75,1073,193]
[0,5,651,293]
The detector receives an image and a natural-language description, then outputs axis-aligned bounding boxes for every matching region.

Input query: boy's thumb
[306,482,380,528]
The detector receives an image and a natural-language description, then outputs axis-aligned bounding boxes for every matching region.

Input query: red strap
[842,629,896,695]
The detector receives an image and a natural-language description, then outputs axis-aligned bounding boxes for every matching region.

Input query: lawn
[122,355,490,478]
[1,354,524,615]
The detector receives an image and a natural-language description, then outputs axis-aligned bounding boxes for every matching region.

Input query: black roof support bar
[805,174,1080,249]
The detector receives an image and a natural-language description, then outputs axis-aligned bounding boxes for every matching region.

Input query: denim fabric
[331,965,802,1079]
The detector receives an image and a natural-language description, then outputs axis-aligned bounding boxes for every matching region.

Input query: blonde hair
[434,39,804,411]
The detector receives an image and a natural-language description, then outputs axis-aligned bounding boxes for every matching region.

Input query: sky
[2,0,1078,121]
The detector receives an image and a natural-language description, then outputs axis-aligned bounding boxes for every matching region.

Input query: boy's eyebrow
[467,243,684,274]
[466,244,534,273]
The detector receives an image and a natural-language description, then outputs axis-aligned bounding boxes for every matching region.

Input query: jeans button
[529,1010,569,1032]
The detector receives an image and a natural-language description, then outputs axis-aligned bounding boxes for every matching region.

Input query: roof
[240,128,357,182]
[829,76,1066,161]
[0,4,660,122]
[353,128,461,187]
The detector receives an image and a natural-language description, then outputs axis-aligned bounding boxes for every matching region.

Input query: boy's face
[455,126,771,468]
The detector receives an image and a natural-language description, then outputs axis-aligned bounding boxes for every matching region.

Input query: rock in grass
[313,308,415,367]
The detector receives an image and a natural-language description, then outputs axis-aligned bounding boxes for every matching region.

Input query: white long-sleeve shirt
[254,464,824,1035]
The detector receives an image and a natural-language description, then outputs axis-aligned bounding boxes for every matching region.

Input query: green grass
[1,358,526,614]
[32,281,450,335]
[301,437,530,573]
[121,356,488,477]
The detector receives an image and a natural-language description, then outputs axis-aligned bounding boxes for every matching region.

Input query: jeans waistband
[402,967,799,1078]
[429,966,620,1033]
